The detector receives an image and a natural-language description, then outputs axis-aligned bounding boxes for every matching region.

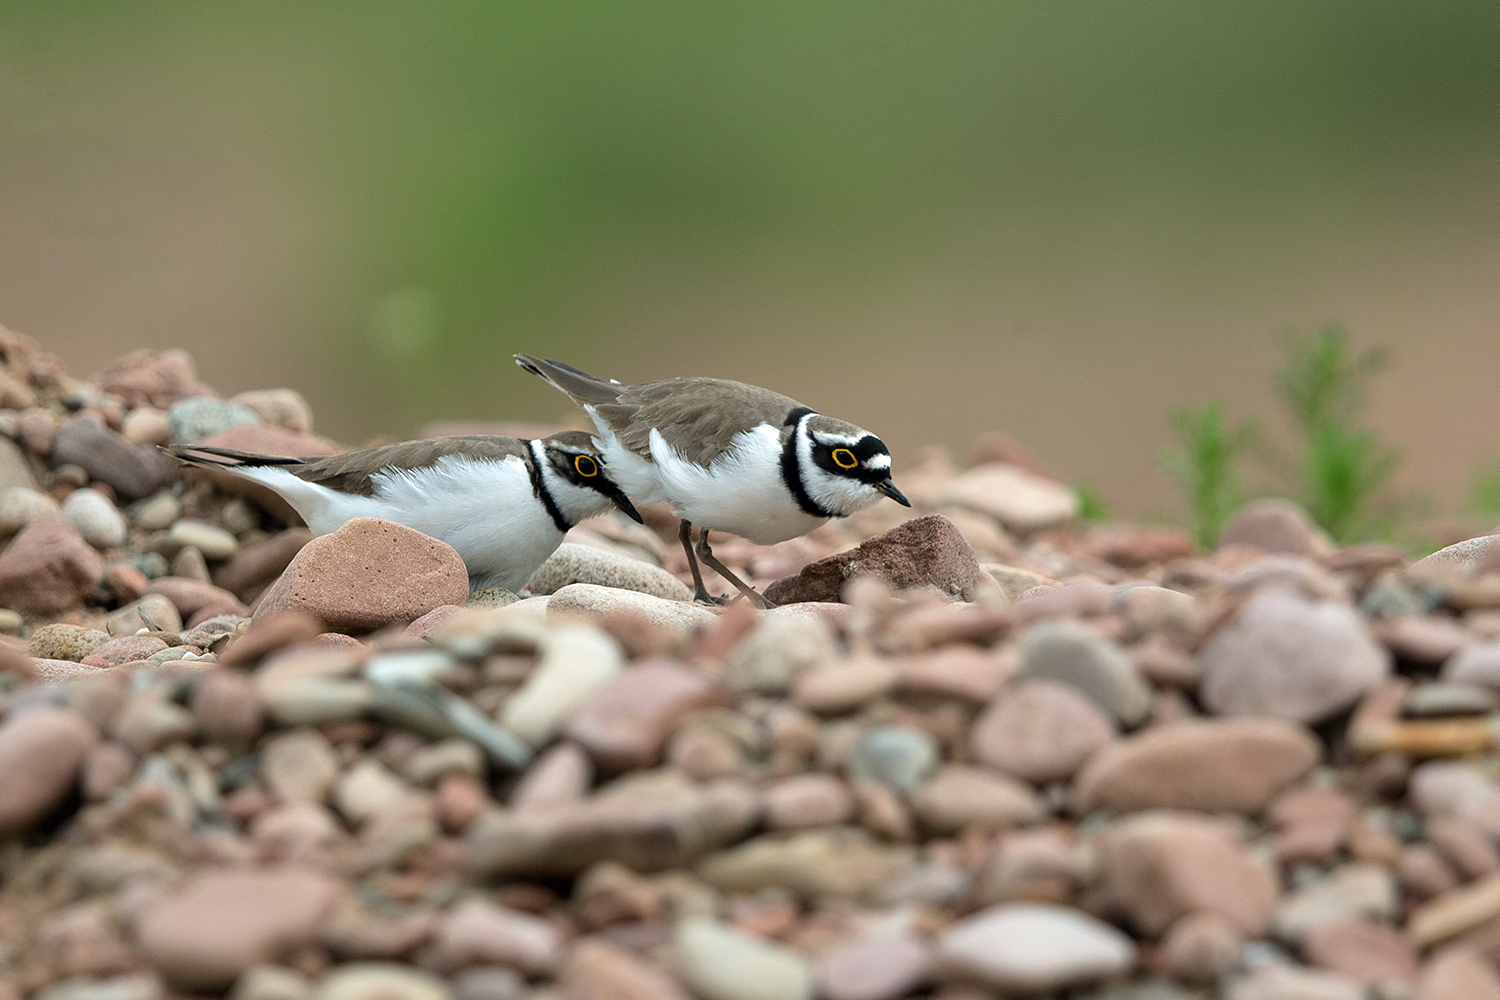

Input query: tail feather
[514,354,623,406]
[162,444,308,471]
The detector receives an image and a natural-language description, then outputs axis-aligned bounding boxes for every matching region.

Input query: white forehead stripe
[864,454,891,471]
[812,432,863,446]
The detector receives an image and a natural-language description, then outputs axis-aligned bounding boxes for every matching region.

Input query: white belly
[237,457,564,591]
[627,423,828,545]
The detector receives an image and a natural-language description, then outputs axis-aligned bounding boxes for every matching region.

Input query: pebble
[938,463,1079,534]
[121,406,172,446]
[0,515,105,615]
[133,867,343,990]
[699,828,914,901]
[674,917,814,1000]
[1097,811,1280,936]
[1017,619,1151,727]
[232,388,315,432]
[29,623,111,661]
[907,765,1045,833]
[0,436,39,493]
[167,396,264,444]
[1302,915,1418,985]
[792,657,899,713]
[254,518,470,633]
[82,634,169,667]
[0,484,59,533]
[763,774,856,830]
[51,414,173,500]
[1414,947,1500,1000]
[129,492,181,531]
[169,519,240,560]
[565,660,724,770]
[261,728,340,804]
[433,899,562,976]
[1226,964,1365,1000]
[546,583,717,638]
[508,742,593,811]
[813,925,932,1000]
[972,678,1117,783]
[726,614,837,694]
[1199,587,1391,724]
[214,528,314,594]
[501,624,623,748]
[935,903,1135,992]
[526,542,692,601]
[763,514,988,604]
[62,487,129,549]
[845,725,940,791]
[315,964,450,1000]
[1441,640,1500,688]
[0,707,99,834]
[1218,498,1322,556]
[563,938,692,1000]
[1273,863,1398,941]
[97,348,213,407]
[190,670,265,747]
[1074,718,1320,814]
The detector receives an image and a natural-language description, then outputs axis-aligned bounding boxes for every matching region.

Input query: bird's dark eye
[831,447,858,469]
[574,455,599,477]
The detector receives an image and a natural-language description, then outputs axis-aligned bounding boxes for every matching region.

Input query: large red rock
[763,514,988,604]
[0,516,105,615]
[0,707,99,834]
[253,518,469,634]
[133,866,344,990]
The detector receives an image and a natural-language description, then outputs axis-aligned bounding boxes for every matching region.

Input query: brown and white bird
[515,355,909,605]
[167,431,641,592]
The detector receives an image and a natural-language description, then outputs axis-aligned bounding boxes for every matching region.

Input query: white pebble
[61,487,128,549]
[0,486,59,534]
[169,519,239,560]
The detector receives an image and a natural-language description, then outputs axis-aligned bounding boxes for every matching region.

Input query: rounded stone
[908,765,1046,833]
[60,487,128,549]
[253,518,470,633]
[972,678,1117,784]
[169,520,240,560]
[315,964,450,1000]
[1017,619,1151,727]
[28,623,110,662]
[675,917,814,1000]
[0,707,99,834]
[134,867,343,991]
[526,542,692,601]
[935,903,1135,992]
[167,396,264,445]
[1218,498,1321,556]
[0,485,59,534]
[1199,587,1391,724]
[845,726,941,792]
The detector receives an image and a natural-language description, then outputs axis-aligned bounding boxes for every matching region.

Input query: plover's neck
[525,439,570,532]
[779,407,837,519]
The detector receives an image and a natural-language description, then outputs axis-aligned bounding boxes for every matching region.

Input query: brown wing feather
[603,378,804,467]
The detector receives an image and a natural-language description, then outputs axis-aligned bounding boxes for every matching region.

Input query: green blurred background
[2,2,1498,519]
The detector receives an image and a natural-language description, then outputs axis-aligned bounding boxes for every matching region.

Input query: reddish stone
[0,707,99,834]
[564,660,726,772]
[0,516,104,615]
[219,612,326,668]
[764,514,988,604]
[253,518,469,634]
[186,425,343,523]
[145,576,250,619]
[81,635,168,667]
[214,528,314,596]
[97,348,215,408]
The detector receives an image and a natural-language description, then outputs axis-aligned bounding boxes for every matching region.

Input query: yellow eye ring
[574,455,599,477]
[831,447,858,469]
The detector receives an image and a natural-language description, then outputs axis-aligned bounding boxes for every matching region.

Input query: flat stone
[169,520,240,560]
[145,576,250,619]
[763,774,856,830]
[82,634,168,667]
[935,903,1135,992]
[0,516,105,615]
[254,518,469,633]
[938,463,1079,534]
[1074,718,1320,815]
[133,867,343,990]
[1412,535,1500,575]
[1017,619,1151,727]
[698,828,914,901]
[813,925,933,1000]
[907,765,1046,833]
[845,726,940,791]
[763,514,988,604]
[51,415,172,501]
[0,707,98,834]
[315,964,450,1000]
[432,899,562,976]
[261,728,340,804]
[972,678,1117,784]
[526,542,691,601]
[675,918,813,1000]
[1199,588,1390,724]
[564,659,725,771]
[469,773,756,877]
[548,583,717,638]
[1097,811,1280,937]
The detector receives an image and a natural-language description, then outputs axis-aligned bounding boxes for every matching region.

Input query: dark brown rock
[253,518,469,633]
[0,516,105,615]
[763,514,987,604]
[51,414,173,500]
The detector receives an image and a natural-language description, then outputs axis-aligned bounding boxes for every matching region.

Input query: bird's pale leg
[696,528,774,609]
[678,519,720,605]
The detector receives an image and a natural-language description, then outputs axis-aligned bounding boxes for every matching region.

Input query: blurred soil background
[2,2,1499,522]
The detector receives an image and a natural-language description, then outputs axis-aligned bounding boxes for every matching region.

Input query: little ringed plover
[515,355,909,606]
[167,431,641,592]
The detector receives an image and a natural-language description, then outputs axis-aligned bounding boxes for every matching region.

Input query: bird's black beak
[876,478,911,507]
[610,492,645,524]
